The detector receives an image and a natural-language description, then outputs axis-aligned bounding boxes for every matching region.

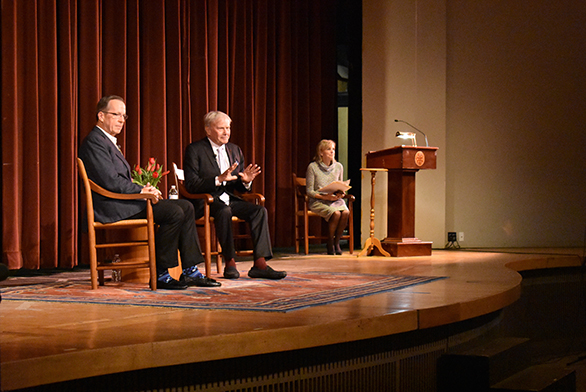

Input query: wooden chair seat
[292,173,354,254]
[77,158,158,290]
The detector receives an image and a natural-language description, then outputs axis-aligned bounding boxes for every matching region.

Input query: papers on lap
[318,180,351,193]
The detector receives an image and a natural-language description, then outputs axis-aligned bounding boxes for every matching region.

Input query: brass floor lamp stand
[358,168,390,257]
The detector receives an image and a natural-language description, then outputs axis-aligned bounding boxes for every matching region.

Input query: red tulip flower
[131,157,169,190]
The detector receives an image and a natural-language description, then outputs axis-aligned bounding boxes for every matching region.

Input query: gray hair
[204,111,231,128]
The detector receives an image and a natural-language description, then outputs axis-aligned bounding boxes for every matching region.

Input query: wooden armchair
[292,173,354,254]
[172,163,264,276]
[77,158,158,290]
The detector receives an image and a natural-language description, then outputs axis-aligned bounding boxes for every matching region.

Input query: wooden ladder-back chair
[77,158,158,290]
[292,173,355,254]
[172,163,265,276]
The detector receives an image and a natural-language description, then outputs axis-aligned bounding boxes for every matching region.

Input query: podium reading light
[394,119,429,147]
[396,131,417,146]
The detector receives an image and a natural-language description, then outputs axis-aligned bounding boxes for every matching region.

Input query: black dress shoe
[223,266,240,279]
[157,277,188,290]
[248,266,287,280]
[181,274,221,287]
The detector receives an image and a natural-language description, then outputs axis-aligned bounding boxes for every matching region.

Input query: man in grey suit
[79,95,220,289]
[183,111,286,280]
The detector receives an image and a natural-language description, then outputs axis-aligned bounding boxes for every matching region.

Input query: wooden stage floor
[1,247,583,391]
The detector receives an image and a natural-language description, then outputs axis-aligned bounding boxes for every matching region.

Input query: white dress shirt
[210,140,231,205]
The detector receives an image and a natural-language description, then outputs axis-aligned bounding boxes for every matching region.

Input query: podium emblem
[415,151,425,167]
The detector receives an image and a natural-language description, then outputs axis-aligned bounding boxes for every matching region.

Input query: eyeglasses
[102,111,129,120]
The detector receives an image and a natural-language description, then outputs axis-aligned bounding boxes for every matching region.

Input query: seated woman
[305,139,350,255]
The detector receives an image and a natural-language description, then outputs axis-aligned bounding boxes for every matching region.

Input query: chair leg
[210,224,222,273]
[294,215,300,253]
[348,231,354,254]
[88,231,99,290]
[147,214,157,291]
[216,241,223,273]
[89,266,98,289]
[203,223,212,278]
[348,207,354,255]
[303,213,309,255]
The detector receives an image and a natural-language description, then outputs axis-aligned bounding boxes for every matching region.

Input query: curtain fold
[1,0,337,270]
[57,0,79,267]
[2,0,22,268]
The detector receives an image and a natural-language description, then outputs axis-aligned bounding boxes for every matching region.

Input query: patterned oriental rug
[0,270,445,313]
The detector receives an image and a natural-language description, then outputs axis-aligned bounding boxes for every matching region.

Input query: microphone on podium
[395,119,429,147]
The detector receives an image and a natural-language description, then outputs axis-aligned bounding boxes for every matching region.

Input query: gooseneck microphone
[395,119,429,147]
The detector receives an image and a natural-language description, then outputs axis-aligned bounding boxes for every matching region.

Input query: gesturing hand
[218,162,238,183]
[239,164,261,183]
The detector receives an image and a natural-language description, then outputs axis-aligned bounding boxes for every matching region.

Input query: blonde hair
[314,139,336,163]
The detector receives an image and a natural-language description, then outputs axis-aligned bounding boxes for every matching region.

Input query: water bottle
[169,185,179,200]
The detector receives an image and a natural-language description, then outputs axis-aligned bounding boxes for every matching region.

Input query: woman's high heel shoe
[334,235,343,255]
[327,241,335,255]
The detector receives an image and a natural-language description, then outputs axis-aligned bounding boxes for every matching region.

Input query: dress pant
[208,197,273,262]
[131,199,204,274]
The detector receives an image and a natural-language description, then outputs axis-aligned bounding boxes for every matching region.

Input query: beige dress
[306,161,348,222]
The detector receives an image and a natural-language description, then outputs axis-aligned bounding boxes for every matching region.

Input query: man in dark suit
[183,111,286,280]
[78,95,220,289]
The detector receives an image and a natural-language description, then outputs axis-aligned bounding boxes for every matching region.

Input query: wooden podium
[366,146,438,257]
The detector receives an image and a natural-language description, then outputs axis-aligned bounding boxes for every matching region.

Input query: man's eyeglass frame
[102,111,128,120]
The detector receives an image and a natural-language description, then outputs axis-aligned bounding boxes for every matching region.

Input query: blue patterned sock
[183,265,204,279]
[157,271,173,283]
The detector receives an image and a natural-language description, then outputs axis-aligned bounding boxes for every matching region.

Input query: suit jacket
[78,126,145,223]
[183,138,250,207]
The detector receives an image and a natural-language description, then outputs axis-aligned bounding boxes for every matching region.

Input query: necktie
[216,146,230,205]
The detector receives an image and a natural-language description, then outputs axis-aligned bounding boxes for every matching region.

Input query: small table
[358,168,390,257]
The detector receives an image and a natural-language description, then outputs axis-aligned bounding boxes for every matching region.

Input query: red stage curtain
[1,0,337,269]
